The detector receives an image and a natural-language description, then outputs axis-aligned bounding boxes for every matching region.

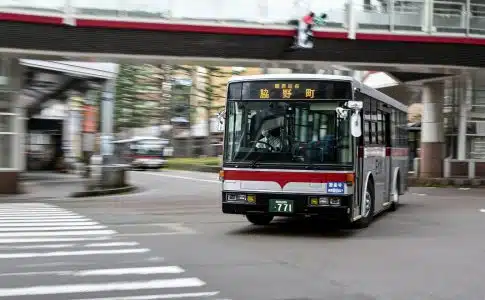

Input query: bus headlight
[225,193,256,203]
[309,196,329,206]
[329,198,341,206]
[319,197,329,205]
[308,196,341,206]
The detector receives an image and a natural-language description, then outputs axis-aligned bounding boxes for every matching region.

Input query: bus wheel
[246,214,274,226]
[354,184,374,228]
[390,178,400,211]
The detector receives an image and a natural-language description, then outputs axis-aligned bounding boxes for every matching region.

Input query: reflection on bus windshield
[224,101,352,165]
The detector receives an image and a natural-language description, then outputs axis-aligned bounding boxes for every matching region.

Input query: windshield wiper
[250,152,264,168]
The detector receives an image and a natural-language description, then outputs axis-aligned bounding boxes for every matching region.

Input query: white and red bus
[113,137,170,170]
[218,74,408,228]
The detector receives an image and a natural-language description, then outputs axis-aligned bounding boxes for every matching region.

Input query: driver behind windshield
[256,128,282,151]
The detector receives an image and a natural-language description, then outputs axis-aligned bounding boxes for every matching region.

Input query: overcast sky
[11,0,364,21]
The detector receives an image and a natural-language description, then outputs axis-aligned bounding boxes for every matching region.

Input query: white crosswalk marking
[0,203,223,299]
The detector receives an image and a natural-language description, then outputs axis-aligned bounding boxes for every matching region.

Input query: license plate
[269,199,294,213]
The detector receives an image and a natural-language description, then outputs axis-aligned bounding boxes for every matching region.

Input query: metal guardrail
[0,0,485,38]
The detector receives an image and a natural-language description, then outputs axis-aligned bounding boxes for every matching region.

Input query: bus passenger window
[377,110,384,145]
[364,121,371,144]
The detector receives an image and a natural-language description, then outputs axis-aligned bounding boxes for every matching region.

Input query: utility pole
[81,81,99,177]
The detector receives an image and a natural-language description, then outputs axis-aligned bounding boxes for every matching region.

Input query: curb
[166,164,219,173]
[408,177,485,188]
[69,185,138,198]
[22,179,87,187]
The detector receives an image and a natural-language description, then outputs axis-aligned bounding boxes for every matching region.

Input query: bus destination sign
[259,83,315,100]
[242,80,352,100]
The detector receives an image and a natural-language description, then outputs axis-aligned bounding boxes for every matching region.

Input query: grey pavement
[0,172,86,201]
[0,170,484,299]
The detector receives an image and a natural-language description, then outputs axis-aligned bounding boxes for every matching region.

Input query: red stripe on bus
[359,147,409,157]
[390,148,409,157]
[224,170,348,188]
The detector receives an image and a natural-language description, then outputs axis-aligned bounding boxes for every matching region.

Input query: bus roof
[228,74,353,83]
[227,74,407,113]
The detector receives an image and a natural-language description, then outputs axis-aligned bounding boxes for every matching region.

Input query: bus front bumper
[133,159,167,169]
[222,192,351,220]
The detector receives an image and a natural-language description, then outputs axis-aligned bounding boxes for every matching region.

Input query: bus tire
[354,182,374,229]
[246,214,274,226]
[390,174,400,212]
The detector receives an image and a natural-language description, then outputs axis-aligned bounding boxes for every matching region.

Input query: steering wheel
[250,141,275,152]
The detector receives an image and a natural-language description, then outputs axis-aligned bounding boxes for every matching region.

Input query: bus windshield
[223,100,353,166]
[132,141,164,157]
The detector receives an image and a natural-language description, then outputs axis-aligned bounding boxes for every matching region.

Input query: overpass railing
[1,0,485,38]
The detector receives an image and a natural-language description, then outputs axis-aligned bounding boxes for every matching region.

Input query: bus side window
[390,108,397,147]
[376,109,384,145]
[400,111,407,147]
[383,109,391,147]
[370,98,378,145]
[363,95,372,145]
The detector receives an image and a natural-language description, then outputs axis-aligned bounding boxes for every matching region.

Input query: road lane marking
[0,236,112,243]
[75,266,184,276]
[0,243,76,250]
[0,230,116,237]
[0,203,53,207]
[0,221,99,226]
[0,216,91,221]
[0,209,71,212]
[0,278,205,297]
[0,203,220,299]
[84,242,139,247]
[73,291,221,300]
[0,248,150,258]
[143,172,219,183]
[0,266,184,277]
[0,225,107,231]
[0,212,83,217]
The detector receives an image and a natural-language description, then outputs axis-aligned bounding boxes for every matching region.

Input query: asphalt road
[1,170,485,299]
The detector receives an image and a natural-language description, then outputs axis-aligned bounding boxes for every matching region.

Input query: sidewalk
[0,172,87,201]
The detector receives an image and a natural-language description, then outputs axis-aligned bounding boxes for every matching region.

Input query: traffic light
[296,18,313,48]
[292,12,327,49]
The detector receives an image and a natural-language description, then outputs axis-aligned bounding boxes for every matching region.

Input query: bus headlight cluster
[226,193,256,204]
[308,196,341,207]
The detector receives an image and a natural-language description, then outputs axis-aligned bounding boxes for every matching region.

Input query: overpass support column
[100,79,115,162]
[457,75,471,160]
[16,107,27,172]
[420,81,445,178]
[0,58,23,194]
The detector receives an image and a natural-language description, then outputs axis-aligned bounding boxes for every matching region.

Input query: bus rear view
[219,74,407,228]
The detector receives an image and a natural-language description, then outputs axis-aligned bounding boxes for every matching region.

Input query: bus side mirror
[350,112,362,138]
[348,101,363,138]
